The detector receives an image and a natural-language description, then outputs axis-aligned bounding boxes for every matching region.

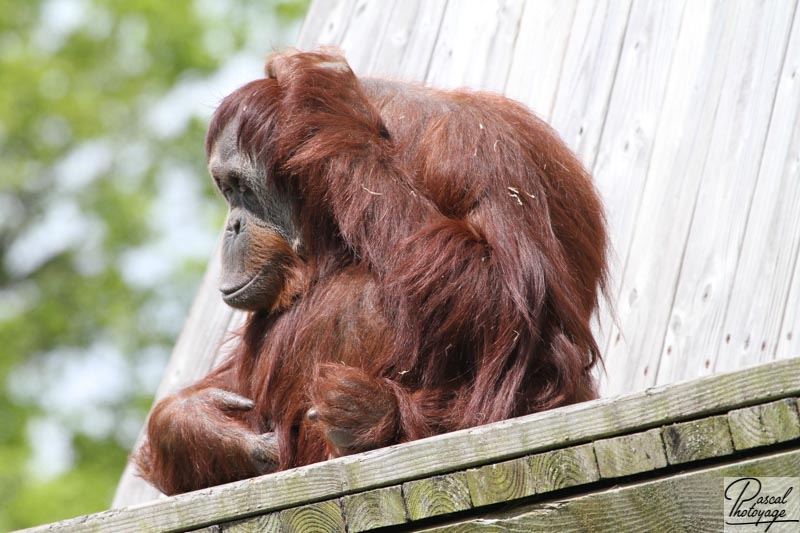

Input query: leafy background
[0,0,308,529]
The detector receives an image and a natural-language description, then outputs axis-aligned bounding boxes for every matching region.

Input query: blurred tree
[0,0,308,529]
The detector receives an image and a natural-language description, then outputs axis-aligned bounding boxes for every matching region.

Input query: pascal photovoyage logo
[724,477,800,532]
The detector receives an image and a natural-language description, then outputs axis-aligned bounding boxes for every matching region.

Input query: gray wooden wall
[113,0,800,507]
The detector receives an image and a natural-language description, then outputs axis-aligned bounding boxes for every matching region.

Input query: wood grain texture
[548,0,632,163]
[339,358,800,494]
[715,4,800,372]
[593,428,667,478]
[296,0,357,48]
[465,457,536,508]
[657,0,796,384]
[528,443,600,494]
[368,0,449,81]
[740,4,800,370]
[337,0,398,72]
[591,0,685,272]
[403,472,472,521]
[588,0,687,373]
[280,500,345,533]
[504,0,577,116]
[417,448,800,533]
[599,0,735,395]
[542,0,632,357]
[661,415,734,465]
[762,4,800,366]
[425,0,525,92]
[341,486,407,532]
[728,398,800,451]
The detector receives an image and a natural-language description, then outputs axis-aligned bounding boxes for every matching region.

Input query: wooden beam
[418,448,800,532]
[662,415,734,465]
[728,398,800,451]
[341,487,407,532]
[403,473,472,522]
[465,457,536,507]
[527,443,599,493]
[593,428,667,478]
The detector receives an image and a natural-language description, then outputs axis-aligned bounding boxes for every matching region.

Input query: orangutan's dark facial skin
[207,119,304,311]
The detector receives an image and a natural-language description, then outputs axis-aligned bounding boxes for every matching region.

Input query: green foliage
[0,0,308,529]
[4,435,128,528]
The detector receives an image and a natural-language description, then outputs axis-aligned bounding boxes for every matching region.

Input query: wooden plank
[403,472,472,521]
[425,0,525,92]
[528,443,599,494]
[296,0,358,48]
[600,0,749,395]
[503,0,577,117]
[586,0,685,368]
[730,5,800,367]
[88,462,349,533]
[368,0,448,81]
[599,0,731,395]
[661,415,734,465]
[591,0,685,264]
[593,428,667,478]
[780,260,800,364]
[655,0,796,384]
[782,285,800,363]
[465,458,536,508]
[337,0,399,73]
[341,486,407,532]
[417,448,800,533]
[541,0,631,357]
[296,0,350,48]
[30,358,800,533]
[548,0,632,163]
[280,500,345,533]
[112,461,163,508]
[728,398,800,451]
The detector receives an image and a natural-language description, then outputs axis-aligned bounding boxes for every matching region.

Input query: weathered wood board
[112,0,800,512]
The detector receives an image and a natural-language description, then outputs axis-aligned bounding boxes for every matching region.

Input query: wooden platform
[107,0,800,517]
[24,358,800,532]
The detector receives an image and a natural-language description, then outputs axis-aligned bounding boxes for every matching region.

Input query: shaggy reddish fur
[135,49,608,495]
